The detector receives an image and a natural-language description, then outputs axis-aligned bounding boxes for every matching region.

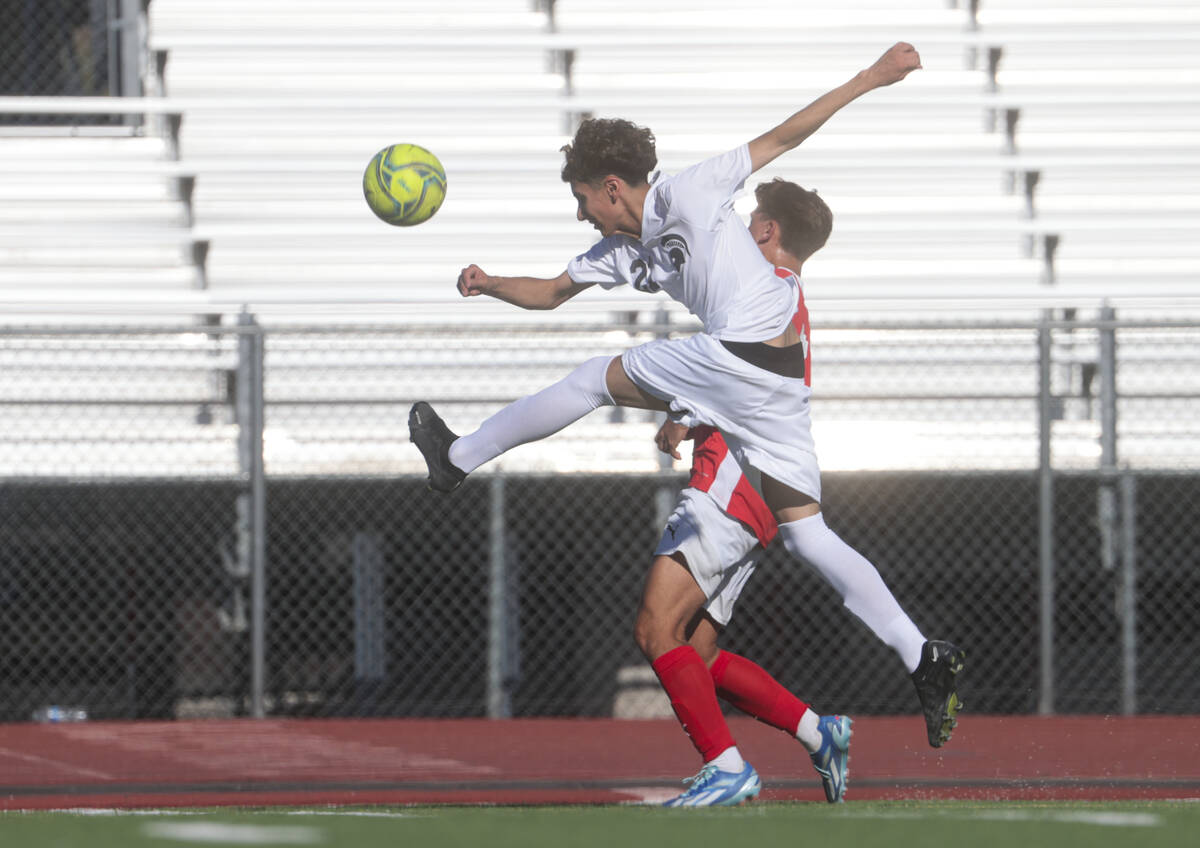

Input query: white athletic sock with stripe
[447,355,615,475]
[707,746,746,774]
[795,708,822,753]
[778,513,926,673]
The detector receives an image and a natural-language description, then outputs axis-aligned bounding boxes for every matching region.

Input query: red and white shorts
[654,488,762,626]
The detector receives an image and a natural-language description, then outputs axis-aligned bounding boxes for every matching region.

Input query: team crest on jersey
[662,234,690,272]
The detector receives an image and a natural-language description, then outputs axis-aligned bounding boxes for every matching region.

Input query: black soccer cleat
[911,639,965,748]
[408,401,467,493]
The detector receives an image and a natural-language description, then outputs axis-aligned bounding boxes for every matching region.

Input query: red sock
[651,645,737,762]
[710,650,809,735]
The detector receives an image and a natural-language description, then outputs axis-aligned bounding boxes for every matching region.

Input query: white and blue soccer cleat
[662,761,762,807]
[810,714,853,803]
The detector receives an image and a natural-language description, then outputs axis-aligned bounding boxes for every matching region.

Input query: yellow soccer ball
[362,143,447,226]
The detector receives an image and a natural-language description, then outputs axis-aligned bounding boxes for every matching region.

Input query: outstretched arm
[457,264,593,310]
[747,42,922,172]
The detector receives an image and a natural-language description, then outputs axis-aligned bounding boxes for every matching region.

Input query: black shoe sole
[914,642,965,748]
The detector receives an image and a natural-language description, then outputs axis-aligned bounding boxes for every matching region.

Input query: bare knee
[634,605,679,663]
[636,553,707,662]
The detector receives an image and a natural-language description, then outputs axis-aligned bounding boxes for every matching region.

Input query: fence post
[116,0,146,101]
[237,312,267,718]
[353,533,387,685]
[1037,312,1056,714]
[488,475,513,718]
[1119,471,1138,715]
[1097,305,1119,574]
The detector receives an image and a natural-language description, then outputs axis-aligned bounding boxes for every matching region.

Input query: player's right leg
[407,402,466,492]
[638,553,754,803]
[408,354,617,492]
[662,761,762,808]
[642,495,765,807]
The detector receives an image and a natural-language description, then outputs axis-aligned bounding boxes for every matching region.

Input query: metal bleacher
[551,0,1200,309]
[145,0,592,317]
[553,0,1043,304]
[2,0,1196,316]
[972,0,1200,294]
[1,0,1199,479]
[0,98,201,310]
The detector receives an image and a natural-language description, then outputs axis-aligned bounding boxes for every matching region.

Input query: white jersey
[566,144,799,342]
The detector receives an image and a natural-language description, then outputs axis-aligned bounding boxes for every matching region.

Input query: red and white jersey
[687,424,777,547]
[776,266,811,388]
[684,268,811,547]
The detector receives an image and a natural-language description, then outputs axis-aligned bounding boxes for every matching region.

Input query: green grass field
[3,801,1199,848]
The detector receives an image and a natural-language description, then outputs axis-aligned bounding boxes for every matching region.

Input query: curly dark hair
[561,118,657,186]
[754,178,833,262]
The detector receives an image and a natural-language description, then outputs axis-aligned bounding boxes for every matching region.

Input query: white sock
[447,355,614,474]
[707,746,746,774]
[882,614,927,674]
[795,708,822,753]
[779,513,926,673]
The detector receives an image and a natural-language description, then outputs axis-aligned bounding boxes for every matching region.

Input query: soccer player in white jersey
[409,42,964,803]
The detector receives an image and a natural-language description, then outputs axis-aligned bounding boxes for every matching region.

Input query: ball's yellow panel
[363,143,447,227]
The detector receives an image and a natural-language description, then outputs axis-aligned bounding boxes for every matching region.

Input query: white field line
[141,822,323,844]
[0,746,115,780]
[847,808,1163,828]
[283,810,428,818]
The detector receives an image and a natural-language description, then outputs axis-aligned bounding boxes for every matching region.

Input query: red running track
[1,715,1197,809]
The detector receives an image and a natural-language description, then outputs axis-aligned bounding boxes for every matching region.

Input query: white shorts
[622,332,822,501]
[654,488,762,626]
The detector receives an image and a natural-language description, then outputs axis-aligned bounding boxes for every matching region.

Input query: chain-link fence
[1,312,1198,724]
[0,0,143,123]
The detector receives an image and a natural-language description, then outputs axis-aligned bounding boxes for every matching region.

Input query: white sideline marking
[52,808,201,816]
[619,787,678,805]
[0,746,115,780]
[283,810,425,819]
[53,722,498,779]
[979,810,1163,828]
[141,822,323,844]
[39,807,424,820]
[849,809,1163,828]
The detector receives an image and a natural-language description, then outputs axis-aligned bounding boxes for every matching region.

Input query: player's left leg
[777,511,965,747]
[759,473,965,748]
